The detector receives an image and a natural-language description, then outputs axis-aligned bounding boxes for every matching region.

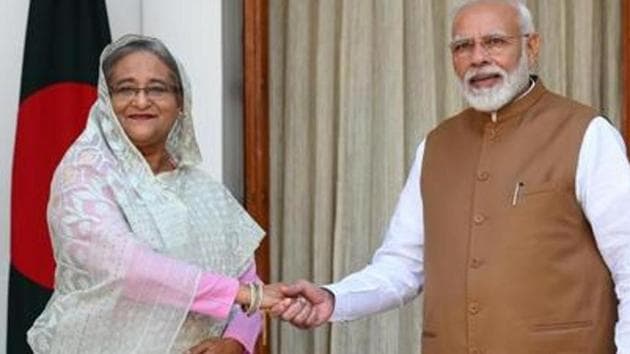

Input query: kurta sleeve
[576,117,630,353]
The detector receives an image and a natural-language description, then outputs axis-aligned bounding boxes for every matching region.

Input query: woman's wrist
[236,284,250,305]
[235,283,264,316]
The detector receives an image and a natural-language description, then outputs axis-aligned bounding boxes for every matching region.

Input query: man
[271,0,630,353]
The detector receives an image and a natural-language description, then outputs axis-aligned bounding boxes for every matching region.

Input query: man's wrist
[321,287,336,307]
[320,286,336,322]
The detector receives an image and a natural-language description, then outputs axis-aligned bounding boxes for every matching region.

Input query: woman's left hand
[187,337,244,354]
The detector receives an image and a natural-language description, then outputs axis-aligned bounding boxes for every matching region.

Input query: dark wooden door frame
[243,0,270,353]
[244,0,269,282]
[623,0,630,153]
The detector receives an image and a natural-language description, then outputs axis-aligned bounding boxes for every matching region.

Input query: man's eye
[485,37,508,47]
[455,41,473,52]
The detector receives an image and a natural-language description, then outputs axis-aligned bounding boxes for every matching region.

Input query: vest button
[477,171,489,181]
[473,214,486,225]
[468,302,480,315]
[470,258,483,268]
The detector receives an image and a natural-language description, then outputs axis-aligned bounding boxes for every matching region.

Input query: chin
[463,85,513,112]
[123,129,157,147]
[462,74,530,112]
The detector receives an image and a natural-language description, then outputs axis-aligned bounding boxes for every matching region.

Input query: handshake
[236,280,334,329]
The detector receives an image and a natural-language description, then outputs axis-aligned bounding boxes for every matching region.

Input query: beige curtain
[268,1,621,353]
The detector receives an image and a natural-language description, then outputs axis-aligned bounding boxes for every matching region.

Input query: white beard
[459,50,531,112]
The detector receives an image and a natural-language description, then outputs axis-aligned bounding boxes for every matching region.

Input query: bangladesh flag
[9,1,110,352]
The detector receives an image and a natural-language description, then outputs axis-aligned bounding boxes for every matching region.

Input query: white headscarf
[28,34,263,353]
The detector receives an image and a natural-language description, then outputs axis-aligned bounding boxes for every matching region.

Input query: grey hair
[450,0,535,36]
[103,38,182,93]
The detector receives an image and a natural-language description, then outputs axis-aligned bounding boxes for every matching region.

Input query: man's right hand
[269,279,335,329]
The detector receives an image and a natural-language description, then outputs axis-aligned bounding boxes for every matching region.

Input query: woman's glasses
[110,84,179,102]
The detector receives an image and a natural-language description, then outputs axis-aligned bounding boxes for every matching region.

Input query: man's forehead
[452,1,519,38]
[452,30,509,41]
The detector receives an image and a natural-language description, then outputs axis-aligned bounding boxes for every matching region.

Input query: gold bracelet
[256,283,264,310]
[246,283,260,316]
[245,283,256,316]
[253,283,263,313]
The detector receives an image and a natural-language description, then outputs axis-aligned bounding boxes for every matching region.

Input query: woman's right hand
[261,283,291,309]
[235,283,292,311]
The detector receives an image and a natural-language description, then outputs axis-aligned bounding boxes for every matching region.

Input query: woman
[27,34,282,354]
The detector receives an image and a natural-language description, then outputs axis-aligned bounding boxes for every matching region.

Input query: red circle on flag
[11,82,96,289]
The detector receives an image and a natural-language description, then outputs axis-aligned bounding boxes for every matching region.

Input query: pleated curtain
[268,1,621,353]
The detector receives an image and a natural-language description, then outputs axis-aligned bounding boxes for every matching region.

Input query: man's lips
[468,72,502,88]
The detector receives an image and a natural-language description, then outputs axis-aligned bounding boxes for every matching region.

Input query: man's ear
[526,32,541,69]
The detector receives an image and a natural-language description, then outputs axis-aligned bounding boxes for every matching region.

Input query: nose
[470,42,491,67]
[131,90,151,108]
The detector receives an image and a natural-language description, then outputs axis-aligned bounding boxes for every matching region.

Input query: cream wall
[0,1,29,352]
[0,0,243,351]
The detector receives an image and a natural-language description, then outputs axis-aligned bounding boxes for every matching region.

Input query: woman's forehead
[109,51,175,83]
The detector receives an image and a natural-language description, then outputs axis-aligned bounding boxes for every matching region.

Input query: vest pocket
[530,320,592,332]
[528,320,592,353]
[521,180,558,196]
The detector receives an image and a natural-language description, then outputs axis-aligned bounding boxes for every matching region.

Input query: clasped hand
[267,280,336,329]
[237,280,334,329]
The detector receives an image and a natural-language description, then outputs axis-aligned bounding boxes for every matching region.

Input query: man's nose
[470,42,491,66]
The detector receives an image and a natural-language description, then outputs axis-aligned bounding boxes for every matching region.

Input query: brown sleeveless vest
[420,81,616,354]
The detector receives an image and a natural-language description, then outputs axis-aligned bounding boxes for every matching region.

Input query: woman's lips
[127,114,156,120]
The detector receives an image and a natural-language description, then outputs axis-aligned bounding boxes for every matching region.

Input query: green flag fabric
[9,1,110,352]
